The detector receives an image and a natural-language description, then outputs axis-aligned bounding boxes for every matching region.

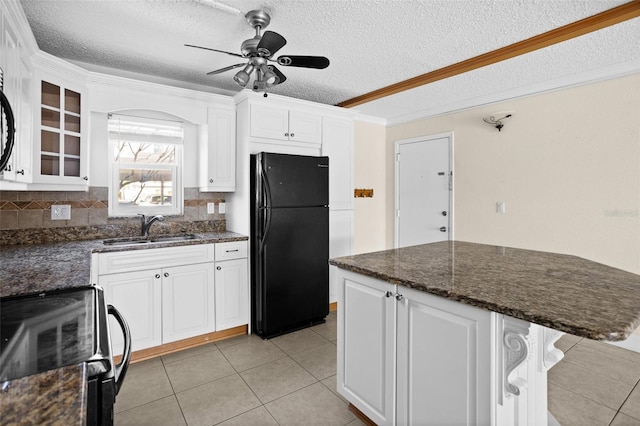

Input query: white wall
[386,73,640,275]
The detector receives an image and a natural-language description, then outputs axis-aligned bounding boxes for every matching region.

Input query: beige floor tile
[610,412,640,426]
[291,341,338,380]
[218,336,287,372]
[578,338,640,366]
[265,382,355,426]
[555,333,582,353]
[562,343,640,385]
[164,348,235,393]
[548,361,635,410]
[161,341,218,365]
[346,418,369,426]
[321,375,349,404]
[312,313,338,341]
[240,356,317,403]
[115,364,174,413]
[620,383,640,419]
[176,374,261,426]
[127,356,163,373]
[217,405,279,426]
[271,328,331,355]
[547,383,617,426]
[115,395,186,426]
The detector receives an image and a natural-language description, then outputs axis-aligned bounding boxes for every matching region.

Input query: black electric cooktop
[0,287,101,381]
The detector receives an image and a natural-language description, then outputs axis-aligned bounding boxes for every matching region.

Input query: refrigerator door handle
[259,162,273,253]
[259,207,271,253]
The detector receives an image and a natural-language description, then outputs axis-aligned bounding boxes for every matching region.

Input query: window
[108,114,183,216]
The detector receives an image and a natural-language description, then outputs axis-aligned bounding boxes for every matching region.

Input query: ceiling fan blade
[207,63,247,75]
[257,31,287,57]
[185,44,244,58]
[276,55,330,69]
[268,65,287,84]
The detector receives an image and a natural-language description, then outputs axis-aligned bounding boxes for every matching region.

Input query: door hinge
[396,209,400,217]
[448,171,453,190]
[396,153,400,162]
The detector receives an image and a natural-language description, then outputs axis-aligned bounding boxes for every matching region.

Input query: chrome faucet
[139,214,164,236]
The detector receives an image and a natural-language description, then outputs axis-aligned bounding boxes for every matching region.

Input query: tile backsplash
[0,187,226,245]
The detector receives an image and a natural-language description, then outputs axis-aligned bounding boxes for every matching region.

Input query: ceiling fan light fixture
[260,64,280,87]
[233,63,254,87]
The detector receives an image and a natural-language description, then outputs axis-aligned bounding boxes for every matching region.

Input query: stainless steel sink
[103,234,199,246]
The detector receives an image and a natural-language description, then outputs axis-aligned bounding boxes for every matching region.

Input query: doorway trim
[394,131,454,248]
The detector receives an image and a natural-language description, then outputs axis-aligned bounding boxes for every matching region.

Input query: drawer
[215,241,248,261]
[99,244,215,275]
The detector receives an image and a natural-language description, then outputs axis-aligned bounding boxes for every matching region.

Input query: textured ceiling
[19,0,640,121]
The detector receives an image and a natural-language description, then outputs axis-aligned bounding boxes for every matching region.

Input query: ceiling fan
[186,10,330,94]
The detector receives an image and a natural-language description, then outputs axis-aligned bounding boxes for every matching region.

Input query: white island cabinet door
[337,268,396,426]
[162,263,216,343]
[102,269,162,354]
[396,285,494,426]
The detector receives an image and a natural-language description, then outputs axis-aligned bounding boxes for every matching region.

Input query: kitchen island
[329,241,640,426]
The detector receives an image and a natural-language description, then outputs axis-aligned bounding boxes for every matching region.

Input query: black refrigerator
[250,152,329,338]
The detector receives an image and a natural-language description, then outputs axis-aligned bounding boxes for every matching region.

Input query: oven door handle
[108,304,131,396]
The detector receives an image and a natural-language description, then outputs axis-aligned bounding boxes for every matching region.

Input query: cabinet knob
[164,272,169,278]
[16,170,24,175]
[440,226,447,232]
[216,266,222,270]
[290,133,294,137]
[5,165,11,172]
[441,211,447,216]
[83,176,88,181]
[284,132,289,137]
[395,293,404,301]
[209,179,214,183]
[155,274,161,279]
[385,291,393,298]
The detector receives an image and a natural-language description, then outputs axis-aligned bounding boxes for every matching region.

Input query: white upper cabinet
[31,54,89,189]
[249,103,321,145]
[199,106,236,192]
[0,6,33,185]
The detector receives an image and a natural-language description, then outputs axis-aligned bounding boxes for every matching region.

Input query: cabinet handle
[16,169,24,175]
[225,249,239,253]
[385,291,393,298]
[155,274,161,279]
[164,272,169,278]
[395,293,404,301]
[216,266,222,270]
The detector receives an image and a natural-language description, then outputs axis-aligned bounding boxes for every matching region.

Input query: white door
[396,133,452,248]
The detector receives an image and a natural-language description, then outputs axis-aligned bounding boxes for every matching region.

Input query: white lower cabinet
[336,268,494,426]
[162,263,216,344]
[96,242,248,354]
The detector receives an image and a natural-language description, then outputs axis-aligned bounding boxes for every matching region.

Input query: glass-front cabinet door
[38,80,86,182]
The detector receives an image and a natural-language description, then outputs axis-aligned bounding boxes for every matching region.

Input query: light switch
[218,202,226,214]
[207,202,216,214]
[52,205,71,220]
[496,202,506,214]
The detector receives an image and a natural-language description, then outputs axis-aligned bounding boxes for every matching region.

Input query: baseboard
[329,302,337,312]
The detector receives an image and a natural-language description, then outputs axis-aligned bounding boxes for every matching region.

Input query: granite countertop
[329,241,640,341]
[0,231,247,298]
[0,363,86,425]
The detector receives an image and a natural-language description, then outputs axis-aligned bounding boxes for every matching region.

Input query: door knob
[441,211,447,216]
[440,226,447,232]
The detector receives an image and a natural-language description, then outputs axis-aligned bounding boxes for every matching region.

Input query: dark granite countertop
[0,363,86,425]
[329,241,640,341]
[1,231,247,298]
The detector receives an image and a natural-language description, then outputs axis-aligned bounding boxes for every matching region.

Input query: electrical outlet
[207,202,216,214]
[52,204,71,220]
[218,202,226,214]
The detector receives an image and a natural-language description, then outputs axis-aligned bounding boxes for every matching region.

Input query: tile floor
[115,312,365,426]
[115,312,640,426]
[549,334,640,426]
